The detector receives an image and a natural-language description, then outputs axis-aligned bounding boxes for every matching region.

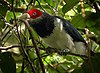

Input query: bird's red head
[27,9,42,19]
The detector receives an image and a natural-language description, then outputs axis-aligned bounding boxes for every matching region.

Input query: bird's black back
[54,16,86,43]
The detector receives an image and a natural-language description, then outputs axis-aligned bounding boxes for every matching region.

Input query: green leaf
[0,52,16,73]
[88,19,100,36]
[86,20,95,27]
[94,19,100,31]
[94,19,100,36]
[62,0,79,14]
[0,5,8,16]
[71,14,85,29]
[82,53,100,73]
[72,67,84,73]
[95,46,100,52]
[73,54,100,73]
[47,66,58,73]
[0,3,8,32]
[86,12,100,27]
[56,63,68,73]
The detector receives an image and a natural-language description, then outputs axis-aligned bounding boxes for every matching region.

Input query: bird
[26,9,90,56]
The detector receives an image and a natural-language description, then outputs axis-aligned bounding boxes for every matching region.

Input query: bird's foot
[45,47,70,56]
[58,49,70,56]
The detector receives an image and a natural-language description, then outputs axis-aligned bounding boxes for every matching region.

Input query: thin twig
[21,59,25,73]
[72,9,77,14]
[16,22,36,73]
[11,2,36,72]
[0,44,88,58]
[0,45,20,50]
[46,3,56,14]
[27,0,36,10]
[27,0,34,8]
[0,45,34,50]
[32,54,48,62]
[20,22,27,73]
[22,20,45,73]
[1,26,14,41]
[36,0,45,12]
[2,33,13,46]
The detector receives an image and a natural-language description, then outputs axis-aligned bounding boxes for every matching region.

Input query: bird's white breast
[42,18,75,52]
[40,18,87,55]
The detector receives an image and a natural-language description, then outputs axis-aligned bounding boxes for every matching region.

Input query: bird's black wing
[55,16,86,43]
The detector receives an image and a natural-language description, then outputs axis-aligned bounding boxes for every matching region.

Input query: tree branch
[22,20,45,73]
[11,3,36,72]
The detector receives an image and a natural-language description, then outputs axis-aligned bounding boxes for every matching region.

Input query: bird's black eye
[33,12,36,16]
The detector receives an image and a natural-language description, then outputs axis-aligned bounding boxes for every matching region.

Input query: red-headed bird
[27,9,90,56]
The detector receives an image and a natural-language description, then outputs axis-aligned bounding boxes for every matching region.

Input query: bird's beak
[18,13,30,20]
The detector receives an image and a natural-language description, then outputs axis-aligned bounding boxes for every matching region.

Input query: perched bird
[27,9,89,56]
